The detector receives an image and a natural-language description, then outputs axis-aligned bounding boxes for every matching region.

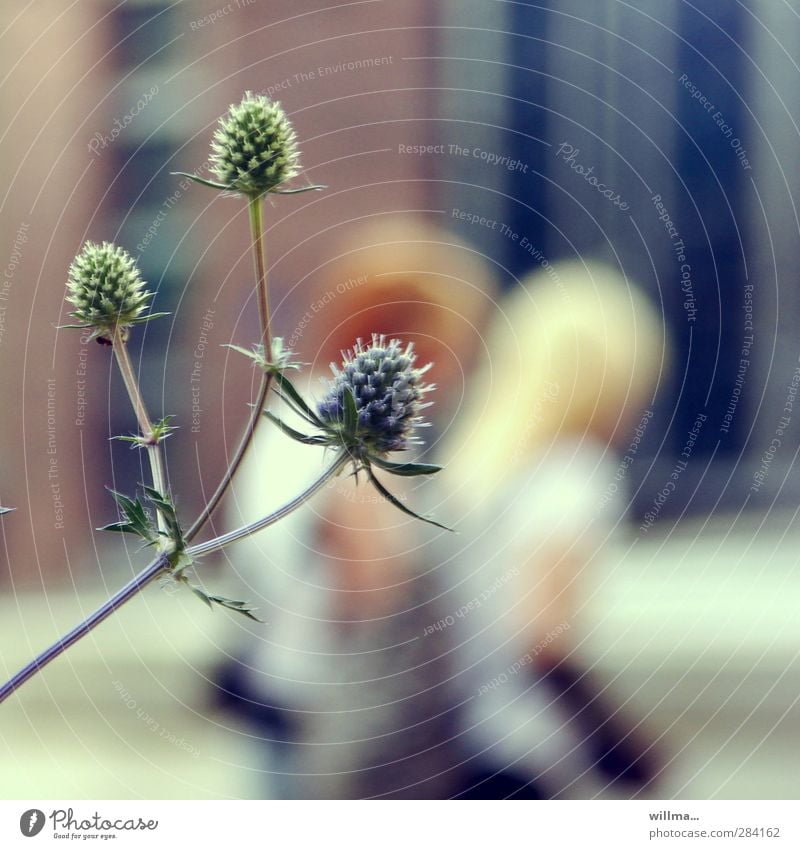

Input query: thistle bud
[65,241,157,342]
[210,92,300,196]
[317,334,434,456]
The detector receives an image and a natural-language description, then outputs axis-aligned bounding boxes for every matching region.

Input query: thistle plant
[174,91,324,539]
[64,242,172,537]
[0,92,446,707]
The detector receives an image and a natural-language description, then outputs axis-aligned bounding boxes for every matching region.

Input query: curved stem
[0,554,170,706]
[112,328,168,533]
[185,194,272,542]
[188,451,348,557]
[249,195,271,350]
[2,200,297,705]
[0,452,347,706]
[184,374,270,541]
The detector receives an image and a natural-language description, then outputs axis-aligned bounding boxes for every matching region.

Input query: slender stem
[185,194,273,542]
[0,453,347,706]
[0,554,170,706]
[111,327,168,534]
[184,375,271,541]
[188,451,348,556]
[249,194,271,350]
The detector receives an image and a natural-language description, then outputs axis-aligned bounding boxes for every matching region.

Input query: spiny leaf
[111,434,147,448]
[150,415,179,442]
[368,455,442,477]
[365,465,452,532]
[171,171,231,191]
[342,386,358,435]
[273,372,325,426]
[271,390,321,428]
[269,337,303,372]
[99,488,156,541]
[142,485,177,521]
[189,585,215,610]
[225,339,304,377]
[188,585,263,621]
[0,506,14,515]
[224,343,269,370]
[271,184,327,195]
[170,550,193,575]
[129,312,171,325]
[109,489,150,529]
[142,486,187,552]
[205,594,264,622]
[263,411,328,445]
[112,416,177,450]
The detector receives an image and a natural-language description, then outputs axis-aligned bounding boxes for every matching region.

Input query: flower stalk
[188,450,349,556]
[0,452,348,706]
[249,195,271,350]
[111,326,169,534]
[0,553,170,706]
[184,194,273,541]
[181,92,321,541]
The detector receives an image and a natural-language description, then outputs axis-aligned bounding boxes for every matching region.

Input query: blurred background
[0,0,799,800]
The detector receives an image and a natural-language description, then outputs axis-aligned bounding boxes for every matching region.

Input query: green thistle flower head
[65,241,160,342]
[210,92,300,196]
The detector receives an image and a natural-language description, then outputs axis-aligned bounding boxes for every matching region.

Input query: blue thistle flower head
[264,335,447,528]
[317,334,434,456]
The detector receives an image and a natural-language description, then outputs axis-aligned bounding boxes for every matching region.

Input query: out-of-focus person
[212,216,497,798]
[437,261,669,798]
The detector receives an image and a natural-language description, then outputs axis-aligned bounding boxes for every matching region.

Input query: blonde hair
[442,261,668,502]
